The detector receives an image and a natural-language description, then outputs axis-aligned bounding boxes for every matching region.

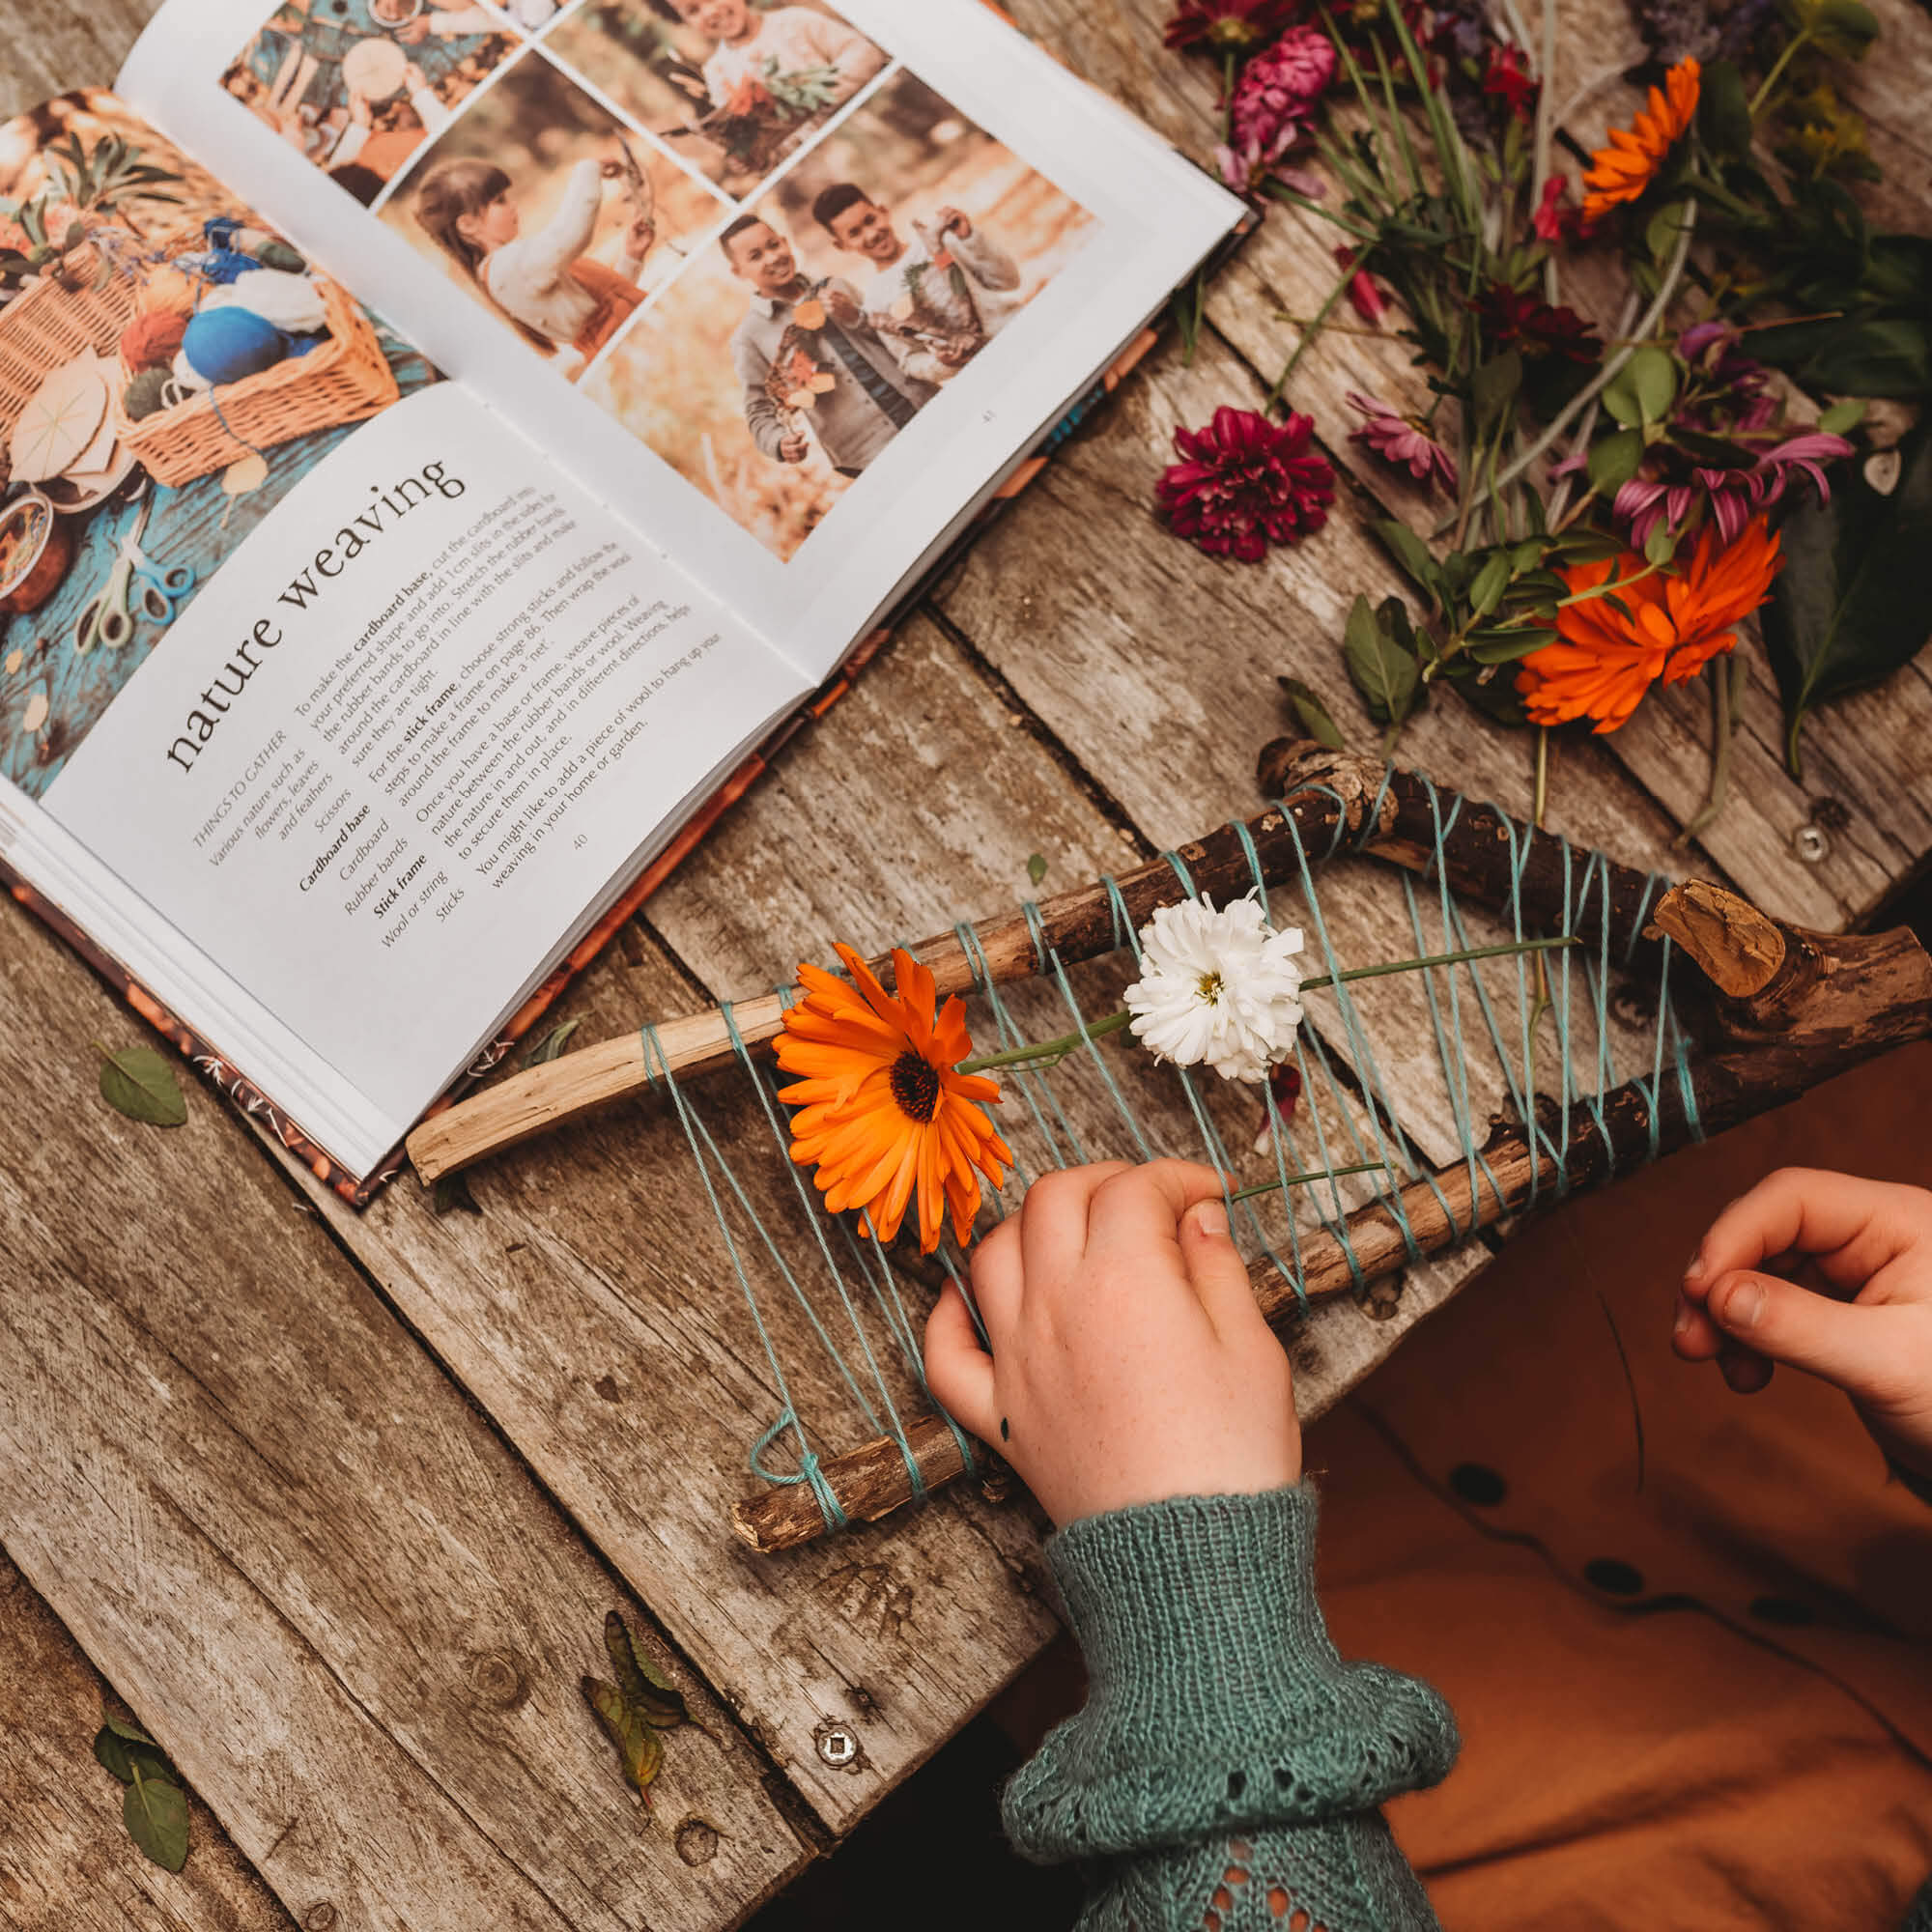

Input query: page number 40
[574,834,589,851]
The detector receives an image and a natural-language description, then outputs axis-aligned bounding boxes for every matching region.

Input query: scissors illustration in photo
[75,488,197,654]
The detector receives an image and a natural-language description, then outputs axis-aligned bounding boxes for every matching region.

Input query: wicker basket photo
[0,247,139,466]
[116,274,401,487]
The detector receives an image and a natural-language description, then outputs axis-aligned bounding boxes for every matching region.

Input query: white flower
[1123,894,1305,1084]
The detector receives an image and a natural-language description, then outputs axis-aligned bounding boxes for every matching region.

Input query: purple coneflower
[1346,390,1458,493]
[1157,406,1336,562]
[1614,431,1855,547]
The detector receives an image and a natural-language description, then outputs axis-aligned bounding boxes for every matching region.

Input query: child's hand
[1675,1167,1932,1482]
[934,204,972,238]
[823,287,861,327]
[777,431,809,463]
[923,1160,1301,1528]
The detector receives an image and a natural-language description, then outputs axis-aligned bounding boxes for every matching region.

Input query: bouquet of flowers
[1157,0,1931,823]
[696,58,843,177]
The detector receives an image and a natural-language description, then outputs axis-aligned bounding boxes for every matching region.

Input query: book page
[0,98,806,1174]
[117,0,1243,681]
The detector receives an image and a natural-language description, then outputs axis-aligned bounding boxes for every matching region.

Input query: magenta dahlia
[1164,0,1301,54]
[1216,24,1336,191]
[1157,406,1335,562]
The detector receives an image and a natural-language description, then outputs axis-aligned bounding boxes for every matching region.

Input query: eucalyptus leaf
[521,1017,582,1067]
[1025,852,1048,888]
[583,1676,665,1803]
[1628,345,1679,425]
[124,1761,190,1872]
[1643,524,1678,567]
[98,1045,186,1128]
[1763,424,1932,776]
[1342,594,1419,725]
[1816,399,1865,436]
[1600,365,1644,429]
[1587,428,1645,494]
[1644,200,1690,266]
[1276,676,1347,750]
[602,1610,688,1729]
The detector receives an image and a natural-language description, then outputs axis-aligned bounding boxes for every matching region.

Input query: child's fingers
[1016,1161,1133,1284]
[1083,1159,1231,1270]
[1718,1342,1775,1394]
[1179,1198,1269,1341]
[1687,1169,1920,1298]
[1705,1265,1922,1403]
[967,1215,1024,1350]
[923,1283,999,1441]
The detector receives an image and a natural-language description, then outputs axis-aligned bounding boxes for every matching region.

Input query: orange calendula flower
[1580,57,1700,226]
[776,945,1011,1253]
[1515,516,1782,733]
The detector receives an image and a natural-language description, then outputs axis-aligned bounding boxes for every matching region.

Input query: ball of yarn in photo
[120,310,188,373]
[123,365,177,419]
[182,306,289,385]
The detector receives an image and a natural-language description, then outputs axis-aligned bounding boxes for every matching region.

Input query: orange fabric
[565,258,643,360]
[1307,1044,1932,1927]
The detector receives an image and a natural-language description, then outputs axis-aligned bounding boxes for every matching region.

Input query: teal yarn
[645,778,1702,1538]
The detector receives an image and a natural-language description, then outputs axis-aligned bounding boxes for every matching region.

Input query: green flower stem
[1676,650,1745,846]
[1434,198,1700,534]
[1747,27,1813,118]
[1228,1158,1391,1206]
[956,935,1580,1075]
[1266,254,1360,412]
[1534,0,1558,304]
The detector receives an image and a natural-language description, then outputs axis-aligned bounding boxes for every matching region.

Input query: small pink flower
[1483,44,1536,122]
[1216,24,1338,192]
[1346,390,1458,493]
[1614,430,1854,547]
[1157,405,1336,563]
[1532,174,1588,242]
[1334,245,1389,325]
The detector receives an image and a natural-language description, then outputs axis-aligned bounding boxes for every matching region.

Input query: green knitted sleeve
[1003,1484,1457,1932]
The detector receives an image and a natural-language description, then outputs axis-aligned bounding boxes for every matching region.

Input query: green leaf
[1762,423,1932,777]
[1550,530,1629,563]
[1469,350,1523,432]
[1697,60,1752,159]
[1810,0,1879,57]
[1276,676,1346,750]
[1587,428,1645,495]
[93,1721,175,1786]
[1374,518,1437,593]
[1817,399,1865,436]
[1468,552,1513,617]
[124,1761,189,1872]
[602,1611,689,1729]
[583,1676,665,1803]
[1342,593,1419,725]
[1671,428,1755,470]
[520,1018,582,1067]
[98,1045,186,1128]
[1750,317,1932,398]
[1644,199,1690,266]
[1629,345,1679,425]
[1643,524,1679,567]
[1025,852,1048,888]
[1467,628,1558,663]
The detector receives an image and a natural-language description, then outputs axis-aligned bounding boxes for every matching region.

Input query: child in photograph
[810,182,1020,386]
[722,212,935,478]
[648,1,885,123]
[414,150,656,373]
[328,61,452,187]
[259,0,505,133]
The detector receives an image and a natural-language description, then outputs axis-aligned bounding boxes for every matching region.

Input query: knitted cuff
[1004,1485,1459,1862]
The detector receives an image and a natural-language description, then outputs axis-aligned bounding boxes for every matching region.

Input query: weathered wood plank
[0,1546,294,1932]
[999,0,1931,931]
[0,900,806,1932]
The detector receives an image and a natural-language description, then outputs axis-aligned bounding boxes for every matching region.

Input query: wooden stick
[408,745,1662,1183]
[729,884,1932,1553]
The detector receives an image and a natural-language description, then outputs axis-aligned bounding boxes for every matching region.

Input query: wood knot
[303,1908,337,1932]
[467,1650,528,1710]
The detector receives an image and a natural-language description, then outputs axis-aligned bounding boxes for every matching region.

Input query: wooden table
[5,4,1930,1927]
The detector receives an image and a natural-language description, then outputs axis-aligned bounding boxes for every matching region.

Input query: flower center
[1207,19,1264,47]
[1195,969,1225,1006]
[889,1049,942,1124]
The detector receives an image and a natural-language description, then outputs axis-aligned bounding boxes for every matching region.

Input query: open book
[0,0,1241,1198]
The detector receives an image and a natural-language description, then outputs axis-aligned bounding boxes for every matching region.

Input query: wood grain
[0,1547,294,1932]
[0,899,805,1931]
